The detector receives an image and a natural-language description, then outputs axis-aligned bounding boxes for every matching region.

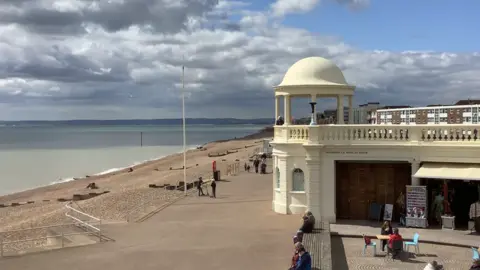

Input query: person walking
[197,177,205,196]
[210,179,217,198]
[253,158,260,173]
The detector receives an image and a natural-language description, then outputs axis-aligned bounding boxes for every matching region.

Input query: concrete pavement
[0,171,299,270]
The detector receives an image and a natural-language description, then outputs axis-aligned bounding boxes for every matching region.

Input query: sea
[0,121,267,196]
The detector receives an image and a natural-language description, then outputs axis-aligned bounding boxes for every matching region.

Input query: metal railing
[65,201,101,235]
[0,202,102,257]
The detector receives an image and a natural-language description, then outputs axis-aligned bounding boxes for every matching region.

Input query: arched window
[292,168,305,191]
[276,167,280,189]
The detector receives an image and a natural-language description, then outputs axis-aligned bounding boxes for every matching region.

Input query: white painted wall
[272,142,480,223]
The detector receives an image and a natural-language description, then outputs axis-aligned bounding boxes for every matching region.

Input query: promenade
[0,170,299,270]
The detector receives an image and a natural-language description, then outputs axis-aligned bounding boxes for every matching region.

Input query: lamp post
[309,102,317,125]
[182,65,187,196]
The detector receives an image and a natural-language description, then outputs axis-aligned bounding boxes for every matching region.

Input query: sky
[0,0,479,120]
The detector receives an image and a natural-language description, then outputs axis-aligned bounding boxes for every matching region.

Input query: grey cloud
[0,43,130,83]
[0,1,479,120]
[0,0,219,34]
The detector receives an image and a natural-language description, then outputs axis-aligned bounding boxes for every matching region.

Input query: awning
[413,163,480,181]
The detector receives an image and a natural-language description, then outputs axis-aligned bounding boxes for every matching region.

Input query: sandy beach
[0,128,272,251]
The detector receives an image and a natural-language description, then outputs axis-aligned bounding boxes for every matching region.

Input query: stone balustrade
[273,124,480,144]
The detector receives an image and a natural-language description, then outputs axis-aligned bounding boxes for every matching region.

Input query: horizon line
[0,117,275,122]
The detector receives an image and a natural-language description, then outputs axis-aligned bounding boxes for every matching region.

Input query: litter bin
[213,170,220,181]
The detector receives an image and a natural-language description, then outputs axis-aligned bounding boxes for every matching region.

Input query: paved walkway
[0,171,299,270]
[331,220,480,247]
[332,236,474,270]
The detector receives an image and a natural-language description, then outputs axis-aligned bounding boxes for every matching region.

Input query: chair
[472,247,480,260]
[362,235,376,256]
[404,233,420,254]
[387,240,403,260]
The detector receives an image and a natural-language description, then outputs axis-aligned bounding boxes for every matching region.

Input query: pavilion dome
[278,57,348,87]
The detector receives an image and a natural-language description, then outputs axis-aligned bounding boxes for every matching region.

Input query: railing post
[61,232,64,248]
[409,126,420,143]
[1,236,3,257]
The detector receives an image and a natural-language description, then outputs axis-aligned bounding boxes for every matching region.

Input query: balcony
[273,124,480,145]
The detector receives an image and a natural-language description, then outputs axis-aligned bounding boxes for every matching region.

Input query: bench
[302,229,323,270]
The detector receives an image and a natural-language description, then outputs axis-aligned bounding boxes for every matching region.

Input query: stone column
[337,95,344,124]
[275,96,280,122]
[274,155,289,214]
[284,94,291,125]
[305,146,322,227]
[348,96,353,124]
[411,161,421,186]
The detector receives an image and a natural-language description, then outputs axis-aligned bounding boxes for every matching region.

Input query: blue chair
[404,233,420,254]
[362,235,376,256]
[472,247,480,260]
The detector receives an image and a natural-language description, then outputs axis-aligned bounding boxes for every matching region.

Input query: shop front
[413,162,480,231]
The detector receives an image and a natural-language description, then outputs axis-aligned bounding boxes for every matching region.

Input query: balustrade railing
[273,124,480,144]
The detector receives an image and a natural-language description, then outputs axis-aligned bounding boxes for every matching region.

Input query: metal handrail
[0,203,103,257]
[65,202,101,223]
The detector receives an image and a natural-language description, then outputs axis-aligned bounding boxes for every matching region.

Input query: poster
[406,185,427,218]
[384,204,393,221]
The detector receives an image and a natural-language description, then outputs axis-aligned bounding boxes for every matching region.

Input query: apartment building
[319,102,382,124]
[353,102,381,124]
[371,101,480,125]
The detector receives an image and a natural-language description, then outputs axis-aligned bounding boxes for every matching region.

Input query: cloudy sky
[0,0,479,120]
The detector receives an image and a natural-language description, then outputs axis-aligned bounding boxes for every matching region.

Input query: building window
[276,167,280,189]
[292,168,305,191]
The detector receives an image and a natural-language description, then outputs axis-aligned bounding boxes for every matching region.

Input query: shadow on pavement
[331,236,349,270]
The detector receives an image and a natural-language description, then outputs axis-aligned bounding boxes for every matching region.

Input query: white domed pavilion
[274,57,355,125]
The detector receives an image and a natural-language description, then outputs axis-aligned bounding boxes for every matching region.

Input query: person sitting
[289,242,302,270]
[380,220,392,252]
[387,228,403,257]
[299,212,315,233]
[471,259,480,270]
[295,243,312,270]
[293,230,304,244]
[276,116,285,125]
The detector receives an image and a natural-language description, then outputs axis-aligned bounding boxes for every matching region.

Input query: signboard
[325,151,368,155]
[383,204,393,221]
[406,185,427,218]
[405,185,428,228]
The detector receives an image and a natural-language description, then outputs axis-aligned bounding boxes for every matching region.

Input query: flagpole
[182,63,187,196]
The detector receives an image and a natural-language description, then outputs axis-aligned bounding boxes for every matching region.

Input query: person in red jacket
[388,228,403,249]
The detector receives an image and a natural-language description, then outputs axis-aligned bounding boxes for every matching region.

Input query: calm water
[0,124,263,195]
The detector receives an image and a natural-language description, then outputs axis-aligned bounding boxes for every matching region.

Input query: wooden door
[348,163,373,220]
[335,162,350,219]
